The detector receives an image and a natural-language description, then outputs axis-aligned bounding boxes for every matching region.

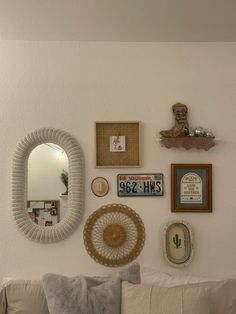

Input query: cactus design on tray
[173,234,181,248]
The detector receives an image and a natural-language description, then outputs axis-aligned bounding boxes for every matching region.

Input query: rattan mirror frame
[12,128,84,243]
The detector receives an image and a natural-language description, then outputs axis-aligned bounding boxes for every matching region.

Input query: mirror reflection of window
[27,143,68,226]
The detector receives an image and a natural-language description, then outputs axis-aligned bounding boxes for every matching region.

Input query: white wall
[0,41,236,279]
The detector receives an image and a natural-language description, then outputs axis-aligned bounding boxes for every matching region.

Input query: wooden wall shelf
[160,137,216,151]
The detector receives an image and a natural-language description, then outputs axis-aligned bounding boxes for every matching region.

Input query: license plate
[117,174,164,197]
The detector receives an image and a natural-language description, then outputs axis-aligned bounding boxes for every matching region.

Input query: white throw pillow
[3,280,49,314]
[0,277,12,289]
[193,280,236,314]
[122,281,210,314]
[140,264,230,285]
[140,265,171,284]
[141,266,236,314]
[145,274,222,287]
[122,279,236,314]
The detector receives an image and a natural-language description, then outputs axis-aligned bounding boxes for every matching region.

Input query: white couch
[1,266,236,314]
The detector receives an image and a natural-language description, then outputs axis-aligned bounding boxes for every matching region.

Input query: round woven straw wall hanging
[83,203,145,267]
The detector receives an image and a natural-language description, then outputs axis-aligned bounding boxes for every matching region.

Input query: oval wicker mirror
[12,128,84,243]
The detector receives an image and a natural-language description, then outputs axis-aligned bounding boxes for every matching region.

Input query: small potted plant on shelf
[60,169,68,195]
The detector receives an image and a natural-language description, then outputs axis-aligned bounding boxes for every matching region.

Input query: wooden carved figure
[160,103,189,138]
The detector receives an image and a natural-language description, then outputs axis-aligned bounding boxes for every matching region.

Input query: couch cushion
[122,279,236,314]
[140,264,231,285]
[42,262,140,314]
[196,279,236,314]
[4,280,49,314]
[122,281,210,314]
[0,286,7,314]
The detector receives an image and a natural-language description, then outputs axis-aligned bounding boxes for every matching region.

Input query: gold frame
[95,121,141,168]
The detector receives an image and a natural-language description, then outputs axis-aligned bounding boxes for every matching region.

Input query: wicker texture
[95,122,140,167]
[12,128,84,243]
[83,204,145,267]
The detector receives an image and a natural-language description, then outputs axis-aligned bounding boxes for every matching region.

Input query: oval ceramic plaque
[163,220,193,268]
[91,177,109,197]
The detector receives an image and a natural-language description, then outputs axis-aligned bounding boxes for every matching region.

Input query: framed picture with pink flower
[95,121,141,168]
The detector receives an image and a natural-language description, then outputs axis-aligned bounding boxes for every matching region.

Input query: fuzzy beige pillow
[42,262,140,314]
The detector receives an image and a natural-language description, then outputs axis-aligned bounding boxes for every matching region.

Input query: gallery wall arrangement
[84,105,214,267]
[11,103,215,268]
[1,40,234,281]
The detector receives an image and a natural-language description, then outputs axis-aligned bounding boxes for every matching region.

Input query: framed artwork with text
[171,164,212,212]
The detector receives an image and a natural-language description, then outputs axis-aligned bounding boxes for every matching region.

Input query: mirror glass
[27,143,68,226]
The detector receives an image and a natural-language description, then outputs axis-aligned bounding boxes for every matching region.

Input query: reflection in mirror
[27,143,68,226]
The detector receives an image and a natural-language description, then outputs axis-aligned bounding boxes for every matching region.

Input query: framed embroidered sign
[171,164,212,212]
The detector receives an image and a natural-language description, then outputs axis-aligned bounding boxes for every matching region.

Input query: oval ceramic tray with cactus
[163,220,194,268]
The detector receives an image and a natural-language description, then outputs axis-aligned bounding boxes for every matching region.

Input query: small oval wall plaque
[163,220,193,268]
[91,177,109,197]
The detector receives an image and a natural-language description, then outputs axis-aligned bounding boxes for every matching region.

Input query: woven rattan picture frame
[95,121,141,168]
